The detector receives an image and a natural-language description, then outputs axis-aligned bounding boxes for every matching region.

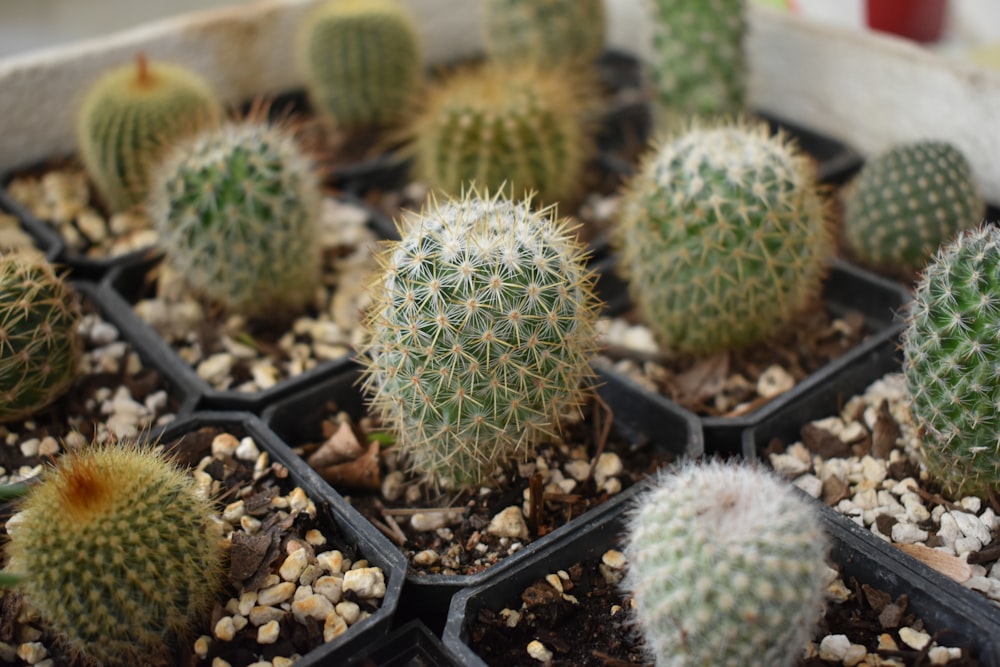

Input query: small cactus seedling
[298,0,423,128]
[902,225,1000,499]
[0,252,82,423]
[359,189,600,488]
[624,460,829,667]
[844,141,984,272]
[616,119,835,356]
[148,118,323,319]
[75,54,220,212]
[483,0,607,67]
[4,441,225,666]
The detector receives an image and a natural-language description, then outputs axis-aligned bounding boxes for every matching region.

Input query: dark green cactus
[483,0,607,67]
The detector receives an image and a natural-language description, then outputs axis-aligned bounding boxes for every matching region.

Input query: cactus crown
[75,54,221,212]
[0,252,83,423]
[902,224,1000,499]
[844,141,984,272]
[4,440,225,666]
[482,0,607,67]
[624,460,828,667]
[148,116,323,319]
[359,188,601,488]
[616,118,835,356]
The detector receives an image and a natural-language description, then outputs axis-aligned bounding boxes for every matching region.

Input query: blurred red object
[866,0,947,43]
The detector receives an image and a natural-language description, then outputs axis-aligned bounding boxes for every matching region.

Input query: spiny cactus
[0,252,83,423]
[483,0,607,67]
[844,141,984,272]
[902,224,1000,499]
[148,118,323,319]
[646,0,747,122]
[75,53,220,212]
[624,460,829,667]
[616,119,835,356]
[359,189,601,488]
[4,441,225,666]
[405,63,594,205]
[298,0,422,128]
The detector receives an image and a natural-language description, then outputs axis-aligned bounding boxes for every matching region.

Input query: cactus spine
[902,225,1000,499]
[148,119,323,319]
[298,0,423,128]
[616,119,835,356]
[0,252,82,423]
[4,442,225,666]
[359,189,600,488]
[483,0,607,67]
[75,54,220,212]
[624,460,828,667]
[844,141,984,271]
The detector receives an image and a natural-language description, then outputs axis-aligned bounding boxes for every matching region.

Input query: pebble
[898,627,931,651]
[342,567,386,599]
[526,640,554,664]
[818,634,850,661]
[257,621,280,645]
[410,510,459,532]
[257,582,296,606]
[487,506,529,540]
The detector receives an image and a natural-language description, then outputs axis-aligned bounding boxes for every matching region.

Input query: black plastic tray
[343,619,460,667]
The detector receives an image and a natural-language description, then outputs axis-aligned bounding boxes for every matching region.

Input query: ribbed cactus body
[0,252,82,423]
[75,55,220,212]
[149,121,322,319]
[844,141,984,271]
[483,0,607,67]
[624,461,828,667]
[298,0,422,127]
[4,443,225,666]
[617,120,834,356]
[359,190,600,488]
[902,225,1000,498]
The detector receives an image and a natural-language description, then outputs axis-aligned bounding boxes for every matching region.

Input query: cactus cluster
[148,119,323,319]
[0,252,83,423]
[616,119,835,356]
[843,141,984,272]
[4,441,225,666]
[482,0,607,67]
[902,224,1000,499]
[298,0,423,128]
[624,460,829,667]
[359,189,600,489]
[75,54,220,212]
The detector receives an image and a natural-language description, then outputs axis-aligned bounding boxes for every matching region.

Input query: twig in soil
[910,485,962,512]
[368,515,406,546]
[369,500,408,546]
[587,393,614,482]
[591,650,646,667]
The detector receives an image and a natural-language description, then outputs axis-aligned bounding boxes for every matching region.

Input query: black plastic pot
[342,619,461,667]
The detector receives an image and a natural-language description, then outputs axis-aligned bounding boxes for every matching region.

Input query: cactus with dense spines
[298,0,422,128]
[844,141,984,272]
[4,441,225,666]
[616,119,835,356]
[148,119,323,319]
[359,189,600,489]
[902,225,1000,499]
[483,0,607,67]
[406,63,594,205]
[75,54,220,212]
[0,252,82,423]
[624,460,829,667]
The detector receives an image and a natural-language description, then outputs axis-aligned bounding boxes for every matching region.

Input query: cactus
[616,119,835,356]
[646,0,747,121]
[483,0,607,67]
[148,119,323,319]
[298,0,422,128]
[0,252,83,423]
[405,63,594,204]
[358,189,601,488]
[75,54,220,212]
[901,225,1000,499]
[4,441,225,666]
[843,141,984,272]
[624,460,829,667]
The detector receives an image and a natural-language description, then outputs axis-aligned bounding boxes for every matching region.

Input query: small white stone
[602,549,627,570]
[412,550,439,567]
[769,452,810,477]
[793,473,823,499]
[16,642,47,664]
[323,612,348,642]
[212,433,240,457]
[214,616,236,642]
[757,364,794,399]
[257,582,296,606]
[487,506,529,540]
[317,550,344,574]
[335,601,361,625]
[563,459,592,482]
[238,591,257,617]
[951,510,992,545]
[257,620,280,645]
[249,606,285,626]
[526,640,554,664]
[843,643,868,667]
[410,511,458,532]
[314,575,344,604]
[193,635,211,658]
[592,453,623,487]
[818,634,851,661]
[223,500,246,523]
[342,567,386,599]
[197,353,234,386]
[292,594,334,624]
[235,437,261,462]
[898,627,931,650]
[305,529,327,547]
[279,548,310,582]
[928,646,963,665]
[891,522,928,544]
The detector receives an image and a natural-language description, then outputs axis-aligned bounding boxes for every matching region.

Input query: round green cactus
[624,460,828,667]
[298,0,423,128]
[4,442,225,666]
[902,225,1000,499]
[844,141,984,272]
[148,119,323,319]
[483,0,607,67]
[359,189,601,488]
[0,251,83,423]
[616,119,835,356]
[75,54,220,212]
